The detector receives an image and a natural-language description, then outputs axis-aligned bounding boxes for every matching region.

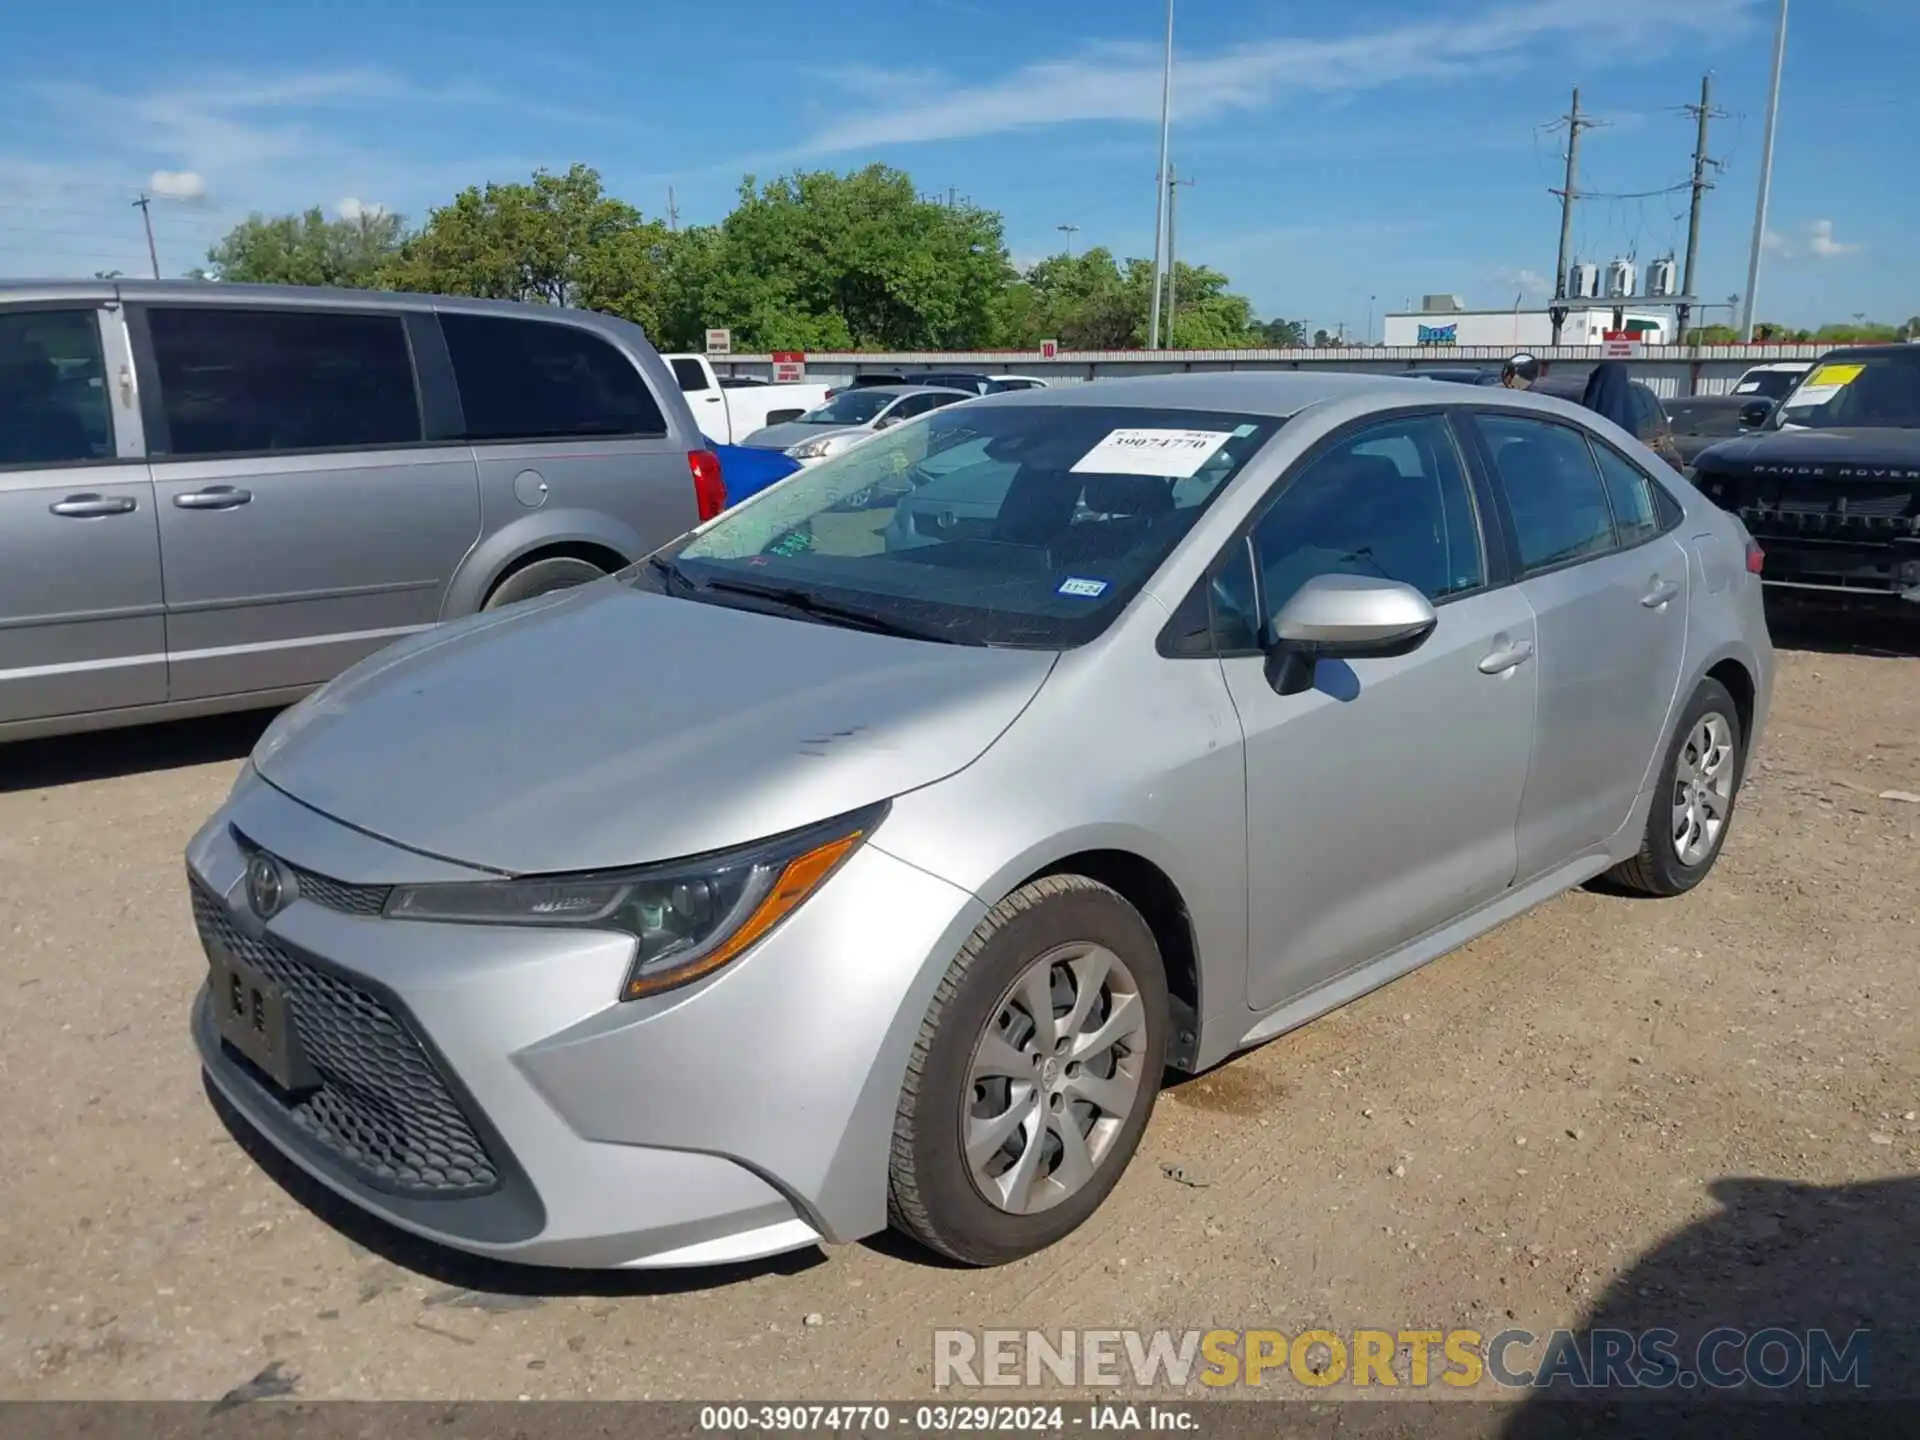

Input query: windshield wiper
[695,576,959,643]
[644,553,698,593]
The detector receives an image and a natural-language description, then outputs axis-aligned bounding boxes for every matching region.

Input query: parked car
[822,372,909,400]
[1730,361,1812,401]
[189,371,1772,1270]
[1412,366,1500,386]
[1533,373,1686,471]
[740,385,972,463]
[0,280,718,744]
[663,353,828,443]
[1664,394,1753,468]
[1691,345,1920,612]
[912,372,1052,396]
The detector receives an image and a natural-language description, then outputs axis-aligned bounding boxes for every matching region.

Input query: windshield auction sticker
[1071,428,1232,477]
[1786,362,1867,411]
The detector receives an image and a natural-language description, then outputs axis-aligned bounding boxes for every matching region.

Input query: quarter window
[1592,442,1662,547]
[439,313,666,442]
[147,307,420,457]
[1475,414,1618,575]
[0,308,113,467]
[669,357,710,392]
[1214,414,1485,647]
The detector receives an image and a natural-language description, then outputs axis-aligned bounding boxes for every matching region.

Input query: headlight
[384,803,886,1001]
[789,437,837,460]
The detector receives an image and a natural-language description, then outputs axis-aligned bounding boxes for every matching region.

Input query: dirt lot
[1,618,1915,1407]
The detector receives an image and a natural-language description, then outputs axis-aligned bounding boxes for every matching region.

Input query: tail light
[1745,537,1766,575]
[689,450,727,521]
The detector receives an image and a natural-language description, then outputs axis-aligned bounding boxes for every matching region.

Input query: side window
[1592,442,1662,547]
[0,308,113,467]
[1475,414,1618,574]
[1211,414,1485,647]
[669,357,709,393]
[439,313,666,442]
[146,307,420,457]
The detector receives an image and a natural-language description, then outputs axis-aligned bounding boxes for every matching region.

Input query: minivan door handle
[50,493,138,518]
[1477,639,1535,675]
[173,486,253,511]
[1640,579,1681,609]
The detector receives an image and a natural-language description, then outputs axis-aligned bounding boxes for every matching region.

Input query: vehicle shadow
[1498,1172,1919,1438]
[1766,604,1920,659]
[0,710,272,794]
[205,1078,831,1299]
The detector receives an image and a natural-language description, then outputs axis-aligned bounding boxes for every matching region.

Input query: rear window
[439,313,666,442]
[670,357,710,392]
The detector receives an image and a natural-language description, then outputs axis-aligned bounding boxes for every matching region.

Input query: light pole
[1056,223,1080,256]
[1741,0,1788,340]
[1146,0,1174,350]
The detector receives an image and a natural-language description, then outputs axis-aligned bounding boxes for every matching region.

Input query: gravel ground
[1,615,1914,1409]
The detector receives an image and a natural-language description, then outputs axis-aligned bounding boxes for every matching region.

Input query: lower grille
[192,881,499,1197]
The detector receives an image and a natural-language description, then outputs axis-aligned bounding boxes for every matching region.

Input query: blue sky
[2,0,1911,335]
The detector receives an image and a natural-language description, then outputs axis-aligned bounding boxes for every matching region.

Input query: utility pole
[667,186,679,233]
[1547,87,1597,346]
[1742,0,1789,340]
[1677,74,1723,341]
[1056,223,1079,256]
[132,194,160,280]
[1164,165,1194,346]
[1147,0,1174,350]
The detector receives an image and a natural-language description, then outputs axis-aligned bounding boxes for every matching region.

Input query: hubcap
[963,942,1148,1215]
[1671,711,1736,867]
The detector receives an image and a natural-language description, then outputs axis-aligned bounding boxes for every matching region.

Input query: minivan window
[439,313,667,442]
[660,403,1282,648]
[1476,414,1618,574]
[0,308,113,467]
[670,357,710,392]
[146,307,420,457]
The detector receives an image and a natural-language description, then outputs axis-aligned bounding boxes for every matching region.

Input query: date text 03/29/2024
[698,1405,1193,1432]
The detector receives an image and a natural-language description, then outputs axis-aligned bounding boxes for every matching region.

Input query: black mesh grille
[286,862,392,917]
[192,881,498,1197]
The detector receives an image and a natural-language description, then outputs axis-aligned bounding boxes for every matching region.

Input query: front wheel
[1607,677,1746,897]
[887,876,1168,1266]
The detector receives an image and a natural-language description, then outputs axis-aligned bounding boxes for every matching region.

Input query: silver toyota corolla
[188,372,1773,1270]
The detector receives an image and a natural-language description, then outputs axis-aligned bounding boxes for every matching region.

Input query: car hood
[741,421,867,451]
[251,581,1057,874]
[1693,426,1920,476]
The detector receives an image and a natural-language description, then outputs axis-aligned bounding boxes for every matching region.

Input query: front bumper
[188,769,985,1268]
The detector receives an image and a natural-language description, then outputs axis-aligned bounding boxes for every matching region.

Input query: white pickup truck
[664,354,831,444]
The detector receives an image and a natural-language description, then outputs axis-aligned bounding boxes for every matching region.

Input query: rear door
[437,311,696,571]
[135,303,481,701]
[1468,412,1690,875]
[0,302,166,724]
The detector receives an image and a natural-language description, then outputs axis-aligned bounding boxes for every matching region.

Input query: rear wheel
[1607,677,1745,897]
[887,875,1168,1266]
[482,556,607,612]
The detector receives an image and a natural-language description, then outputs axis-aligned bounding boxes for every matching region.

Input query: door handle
[1477,639,1534,675]
[173,486,253,511]
[50,493,137,518]
[1640,579,1680,609]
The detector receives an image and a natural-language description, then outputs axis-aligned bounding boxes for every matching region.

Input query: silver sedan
[187,372,1772,1269]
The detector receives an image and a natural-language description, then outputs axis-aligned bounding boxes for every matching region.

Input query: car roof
[1812,345,1920,366]
[964,369,1477,419]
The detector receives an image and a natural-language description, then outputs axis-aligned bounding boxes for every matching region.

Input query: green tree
[377,165,671,331]
[1311,328,1336,348]
[992,248,1265,350]
[207,207,406,287]
[1254,317,1308,347]
[696,166,1013,350]
[1154,260,1261,349]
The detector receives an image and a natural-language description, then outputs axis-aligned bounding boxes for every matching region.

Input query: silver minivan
[0,280,717,742]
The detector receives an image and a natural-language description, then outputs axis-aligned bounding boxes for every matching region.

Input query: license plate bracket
[208,949,318,1094]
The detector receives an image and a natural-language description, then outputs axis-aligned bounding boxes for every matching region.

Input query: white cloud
[1806,218,1860,258]
[1763,219,1861,261]
[149,169,207,202]
[1494,266,1553,296]
[336,197,388,221]
[800,0,1753,152]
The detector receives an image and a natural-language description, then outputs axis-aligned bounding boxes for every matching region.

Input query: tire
[481,556,607,612]
[1606,677,1745,897]
[888,875,1169,1266]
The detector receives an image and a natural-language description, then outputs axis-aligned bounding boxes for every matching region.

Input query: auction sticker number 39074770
[1071,428,1232,478]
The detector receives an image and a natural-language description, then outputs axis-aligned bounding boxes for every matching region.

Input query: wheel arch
[442,509,644,619]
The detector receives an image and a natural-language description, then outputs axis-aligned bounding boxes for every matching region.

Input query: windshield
[798,390,896,425]
[1665,400,1745,438]
[651,402,1282,647]
[1733,368,1803,400]
[1776,357,1920,430]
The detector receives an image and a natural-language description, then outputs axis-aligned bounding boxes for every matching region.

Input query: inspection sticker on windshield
[1057,576,1110,598]
[1071,427,1232,477]
[1808,363,1865,388]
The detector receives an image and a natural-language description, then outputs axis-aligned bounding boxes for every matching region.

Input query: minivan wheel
[888,875,1168,1266]
[482,556,607,611]
[1607,677,1745,897]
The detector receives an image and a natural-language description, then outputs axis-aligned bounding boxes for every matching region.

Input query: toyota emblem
[246,854,290,918]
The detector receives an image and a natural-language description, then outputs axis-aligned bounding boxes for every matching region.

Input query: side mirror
[1738,398,1775,429]
[1264,573,1438,696]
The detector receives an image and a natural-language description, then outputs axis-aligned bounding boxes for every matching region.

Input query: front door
[1470,413,1691,874]
[1215,413,1539,1013]
[0,304,167,725]
[135,303,480,701]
